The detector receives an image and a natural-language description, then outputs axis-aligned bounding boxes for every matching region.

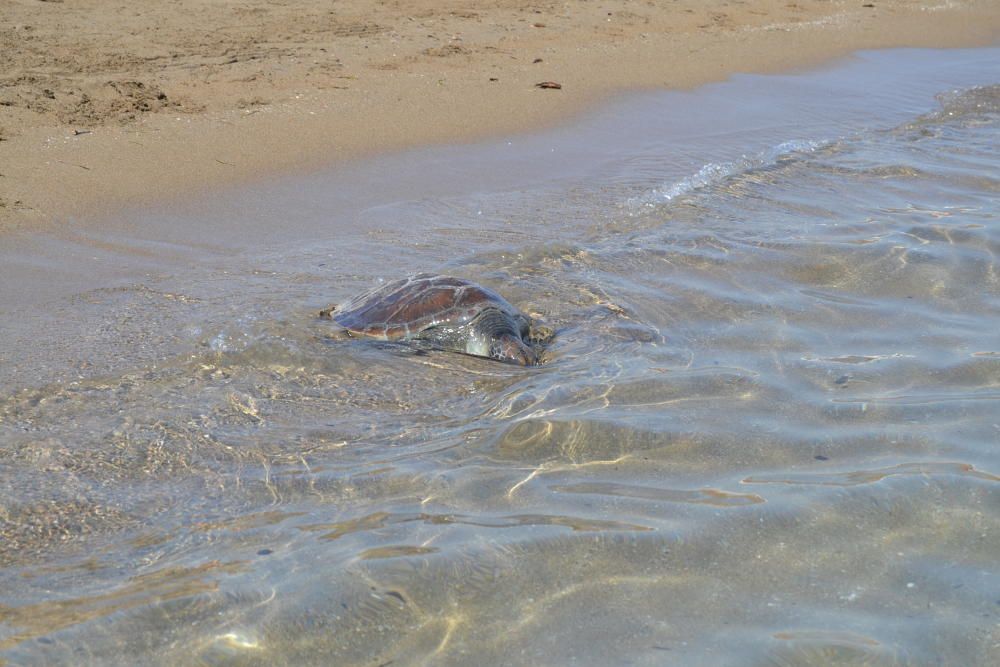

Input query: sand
[1,0,998,231]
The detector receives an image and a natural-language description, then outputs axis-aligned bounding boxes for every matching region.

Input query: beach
[2,0,999,230]
[2,2,1000,665]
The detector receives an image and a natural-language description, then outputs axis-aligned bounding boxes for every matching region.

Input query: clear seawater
[1,47,998,665]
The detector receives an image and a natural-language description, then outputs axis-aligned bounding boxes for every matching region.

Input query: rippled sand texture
[2,63,999,664]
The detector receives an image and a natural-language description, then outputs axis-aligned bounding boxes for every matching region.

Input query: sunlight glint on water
[1,55,998,666]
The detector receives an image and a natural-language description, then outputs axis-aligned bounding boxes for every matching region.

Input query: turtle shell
[332,273,522,341]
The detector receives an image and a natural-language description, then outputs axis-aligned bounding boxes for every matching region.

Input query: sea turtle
[320,274,551,365]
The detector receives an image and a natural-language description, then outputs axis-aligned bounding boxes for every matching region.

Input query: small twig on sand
[56,160,91,170]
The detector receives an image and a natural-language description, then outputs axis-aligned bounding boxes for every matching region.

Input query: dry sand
[1,0,998,231]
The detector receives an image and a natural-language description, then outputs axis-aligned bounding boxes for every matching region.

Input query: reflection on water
[2,56,999,665]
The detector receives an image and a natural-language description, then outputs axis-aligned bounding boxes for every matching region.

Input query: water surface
[1,47,999,665]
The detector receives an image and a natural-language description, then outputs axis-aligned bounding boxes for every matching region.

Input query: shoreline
[2,0,999,232]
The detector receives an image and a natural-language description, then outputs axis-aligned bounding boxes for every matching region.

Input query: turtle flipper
[318,306,356,341]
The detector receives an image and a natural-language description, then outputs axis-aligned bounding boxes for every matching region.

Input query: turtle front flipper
[318,305,358,341]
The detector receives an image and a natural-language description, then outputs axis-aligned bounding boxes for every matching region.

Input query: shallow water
[1,48,999,665]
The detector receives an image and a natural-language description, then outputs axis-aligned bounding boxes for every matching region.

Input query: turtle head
[489,333,537,366]
[468,307,539,366]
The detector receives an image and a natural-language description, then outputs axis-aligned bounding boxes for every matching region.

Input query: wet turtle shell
[326,273,520,338]
[321,274,549,364]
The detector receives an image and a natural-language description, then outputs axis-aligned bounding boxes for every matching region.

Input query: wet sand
[1,0,999,231]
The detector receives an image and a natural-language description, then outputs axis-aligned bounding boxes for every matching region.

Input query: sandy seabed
[1,0,998,230]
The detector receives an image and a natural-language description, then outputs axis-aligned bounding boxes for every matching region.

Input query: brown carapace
[321,274,551,365]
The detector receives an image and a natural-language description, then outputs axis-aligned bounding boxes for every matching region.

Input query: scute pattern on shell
[333,273,519,340]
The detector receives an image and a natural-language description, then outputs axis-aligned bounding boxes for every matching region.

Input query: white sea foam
[625,139,829,216]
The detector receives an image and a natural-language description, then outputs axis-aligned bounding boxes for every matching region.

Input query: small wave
[742,461,999,487]
[934,84,1000,118]
[898,84,1000,135]
[625,139,829,215]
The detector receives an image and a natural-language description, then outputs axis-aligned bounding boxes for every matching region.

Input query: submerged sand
[1,0,998,230]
